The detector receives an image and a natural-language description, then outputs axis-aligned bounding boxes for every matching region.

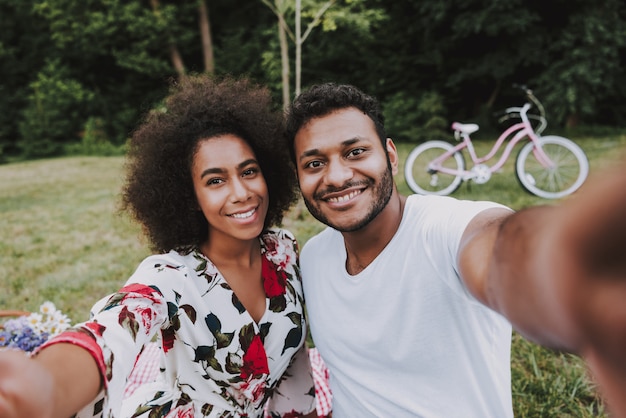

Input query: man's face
[293,107,398,232]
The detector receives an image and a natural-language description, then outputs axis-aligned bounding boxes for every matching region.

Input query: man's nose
[324,159,353,186]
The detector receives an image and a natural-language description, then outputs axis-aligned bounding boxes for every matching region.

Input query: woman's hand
[0,343,101,418]
[0,350,55,418]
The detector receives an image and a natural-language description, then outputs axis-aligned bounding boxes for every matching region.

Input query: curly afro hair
[121,75,298,253]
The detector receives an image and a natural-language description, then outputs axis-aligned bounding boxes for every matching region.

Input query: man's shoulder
[301,227,340,254]
[304,226,337,243]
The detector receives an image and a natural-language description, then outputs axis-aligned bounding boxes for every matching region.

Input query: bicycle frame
[428,103,555,180]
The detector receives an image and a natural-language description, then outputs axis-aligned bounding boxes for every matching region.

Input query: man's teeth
[328,190,360,203]
[230,208,255,219]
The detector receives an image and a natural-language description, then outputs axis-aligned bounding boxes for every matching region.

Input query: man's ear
[385,137,399,175]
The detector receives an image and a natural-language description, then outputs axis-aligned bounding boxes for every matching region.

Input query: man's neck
[343,192,407,275]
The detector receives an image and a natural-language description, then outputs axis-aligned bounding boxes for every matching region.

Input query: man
[285,82,626,417]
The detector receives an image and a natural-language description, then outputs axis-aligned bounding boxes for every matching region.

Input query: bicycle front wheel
[404,140,465,196]
[516,135,589,199]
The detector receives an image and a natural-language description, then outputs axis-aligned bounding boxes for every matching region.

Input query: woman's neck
[200,236,261,269]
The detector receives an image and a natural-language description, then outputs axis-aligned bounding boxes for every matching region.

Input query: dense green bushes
[1,0,624,161]
[17,60,95,157]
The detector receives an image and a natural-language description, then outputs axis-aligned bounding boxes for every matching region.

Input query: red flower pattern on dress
[262,233,296,271]
[164,403,195,418]
[119,283,164,305]
[136,306,158,334]
[262,257,288,298]
[235,377,267,404]
[84,321,106,337]
[240,334,269,379]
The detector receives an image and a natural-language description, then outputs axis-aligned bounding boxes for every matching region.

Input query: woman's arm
[0,343,101,418]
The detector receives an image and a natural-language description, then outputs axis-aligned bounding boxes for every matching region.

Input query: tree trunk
[198,0,215,74]
[295,0,301,97]
[566,112,579,128]
[169,45,186,76]
[278,13,290,110]
[150,0,186,77]
[486,80,502,110]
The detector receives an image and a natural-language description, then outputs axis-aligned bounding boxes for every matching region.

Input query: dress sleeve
[38,257,179,417]
[266,344,317,417]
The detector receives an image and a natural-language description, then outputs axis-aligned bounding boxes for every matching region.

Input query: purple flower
[0,304,69,353]
[0,321,47,352]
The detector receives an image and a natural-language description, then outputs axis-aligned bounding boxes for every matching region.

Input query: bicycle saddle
[451,122,479,134]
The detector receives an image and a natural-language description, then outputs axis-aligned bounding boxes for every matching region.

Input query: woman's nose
[230,178,251,201]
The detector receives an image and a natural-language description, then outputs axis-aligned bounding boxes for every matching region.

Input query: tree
[148,0,215,76]
[261,0,386,108]
[0,0,55,158]
[198,0,215,73]
[2,0,625,160]
[533,0,626,127]
[11,0,221,157]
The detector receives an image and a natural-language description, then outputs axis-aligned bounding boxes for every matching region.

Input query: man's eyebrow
[298,138,361,162]
[238,158,258,170]
[200,167,224,178]
[299,148,321,162]
[200,158,258,178]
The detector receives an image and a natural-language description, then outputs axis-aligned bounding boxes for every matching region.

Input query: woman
[0,75,317,417]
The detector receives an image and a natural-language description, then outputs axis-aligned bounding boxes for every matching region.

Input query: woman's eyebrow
[200,158,258,179]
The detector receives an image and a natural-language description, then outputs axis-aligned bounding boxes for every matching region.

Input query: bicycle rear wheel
[515,135,589,199]
[404,140,465,195]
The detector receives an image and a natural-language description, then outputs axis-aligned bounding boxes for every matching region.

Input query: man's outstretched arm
[458,158,626,416]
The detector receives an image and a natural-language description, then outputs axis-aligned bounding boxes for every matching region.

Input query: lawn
[1,133,625,416]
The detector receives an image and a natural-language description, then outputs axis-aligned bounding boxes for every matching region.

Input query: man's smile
[325,189,363,204]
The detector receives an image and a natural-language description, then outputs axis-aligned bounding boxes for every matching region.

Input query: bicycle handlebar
[496,84,547,134]
[512,84,546,118]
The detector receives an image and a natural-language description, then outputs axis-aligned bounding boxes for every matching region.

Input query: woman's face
[191,134,269,244]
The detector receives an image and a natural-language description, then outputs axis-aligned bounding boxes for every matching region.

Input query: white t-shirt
[301,194,513,417]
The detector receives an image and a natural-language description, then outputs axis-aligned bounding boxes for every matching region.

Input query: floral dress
[42,229,316,417]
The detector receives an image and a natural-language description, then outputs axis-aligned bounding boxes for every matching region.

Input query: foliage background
[0,0,625,161]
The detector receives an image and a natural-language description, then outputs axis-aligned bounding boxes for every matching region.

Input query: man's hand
[554,160,626,417]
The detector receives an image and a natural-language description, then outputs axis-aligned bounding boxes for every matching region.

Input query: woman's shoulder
[133,249,200,276]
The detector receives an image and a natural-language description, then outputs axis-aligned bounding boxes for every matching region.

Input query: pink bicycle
[404,85,589,199]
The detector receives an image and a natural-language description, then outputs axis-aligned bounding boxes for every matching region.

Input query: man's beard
[303,165,394,233]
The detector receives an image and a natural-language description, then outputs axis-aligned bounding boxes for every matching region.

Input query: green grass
[1,133,625,416]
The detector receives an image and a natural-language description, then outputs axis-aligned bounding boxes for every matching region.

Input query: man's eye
[348,148,365,157]
[305,160,324,169]
[207,178,224,185]
[242,168,258,177]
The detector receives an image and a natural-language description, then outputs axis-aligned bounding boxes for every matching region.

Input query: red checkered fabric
[309,347,333,417]
[123,344,333,416]
[124,342,161,398]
